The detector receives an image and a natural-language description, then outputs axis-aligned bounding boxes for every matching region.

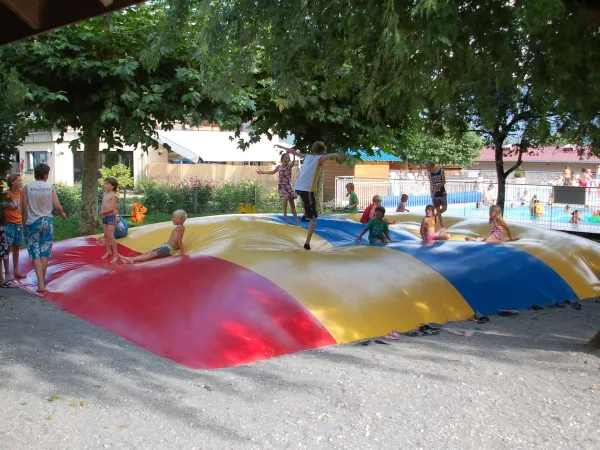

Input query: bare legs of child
[101,224,119,263]
[282,195,299,226]
[120,250,159,264]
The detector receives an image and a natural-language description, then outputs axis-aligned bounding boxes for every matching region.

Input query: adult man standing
[22,164,67,292]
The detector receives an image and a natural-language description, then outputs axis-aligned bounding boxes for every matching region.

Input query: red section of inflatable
[17,237,335,369]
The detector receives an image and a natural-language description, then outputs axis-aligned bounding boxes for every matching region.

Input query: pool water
[445,203,598,226]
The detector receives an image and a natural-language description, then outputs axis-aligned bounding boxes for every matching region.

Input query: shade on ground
[17,213,600,369]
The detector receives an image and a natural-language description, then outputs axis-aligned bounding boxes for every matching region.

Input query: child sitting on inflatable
[396,194,410,212]
[420,205,450,241]
[465,205,517,243]
[121,210,187,264]
[356,206,392,244]
[360,195,396,224]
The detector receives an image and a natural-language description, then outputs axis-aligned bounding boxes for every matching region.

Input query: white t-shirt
[294,155,323,192]
[25,180,53,225]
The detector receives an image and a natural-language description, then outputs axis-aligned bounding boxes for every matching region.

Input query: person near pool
[278,141,344,250]
[356,206,392,244]
[426,162,447,228]
[420,205,450,241]
[465,205,516,243]
[22,163,67,293]
[345,182,359,213]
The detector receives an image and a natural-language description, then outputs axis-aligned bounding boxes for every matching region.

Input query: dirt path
[1,289,599,449]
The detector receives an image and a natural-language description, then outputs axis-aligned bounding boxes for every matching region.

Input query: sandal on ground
[498,310,520,317]
[468,312,490,323]
[384,331,402,340]
[0,280,17,288]
[572,302,583,311]
[447,328,474,337]
[405,329,422,337]
[532,305,544,310]
[549,302,566,309]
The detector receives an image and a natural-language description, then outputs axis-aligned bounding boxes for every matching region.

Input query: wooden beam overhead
[1,0,43,29]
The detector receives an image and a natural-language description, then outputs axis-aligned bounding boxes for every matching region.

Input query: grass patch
[48,395,61,402]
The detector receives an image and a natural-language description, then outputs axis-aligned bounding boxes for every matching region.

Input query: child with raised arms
[257,153,299,225]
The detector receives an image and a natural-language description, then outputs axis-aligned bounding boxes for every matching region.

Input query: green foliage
[397,130,483,166]
[137,178,282,215]
[98,163,134,189]
[55,184,82,216]
[0,68,30,175]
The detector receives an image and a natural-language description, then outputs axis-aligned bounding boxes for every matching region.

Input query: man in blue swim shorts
[22,164,67,292]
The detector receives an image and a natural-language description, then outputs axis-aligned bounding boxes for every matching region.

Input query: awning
[155,130,285,163]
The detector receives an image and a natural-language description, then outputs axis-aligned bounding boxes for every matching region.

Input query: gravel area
[1,288,599,449]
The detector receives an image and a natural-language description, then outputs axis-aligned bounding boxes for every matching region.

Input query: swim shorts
[432,196,447,209]
[296,190,318,220]
[26,217,54,260]
[102,214,117,225]
[6,223,23,247]
[152,244,174,258]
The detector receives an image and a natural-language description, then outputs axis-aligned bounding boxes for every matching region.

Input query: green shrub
[55,183,81,216]
[99,163,134,189]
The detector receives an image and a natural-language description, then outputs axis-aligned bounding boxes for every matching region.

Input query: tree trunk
[494,138,507,212]
[316,166,324,214]
[79,134,101,235]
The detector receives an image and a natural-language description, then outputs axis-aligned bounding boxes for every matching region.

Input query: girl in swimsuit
[465,205,516,243]
[420,205,450,241]
[257,153,299,225]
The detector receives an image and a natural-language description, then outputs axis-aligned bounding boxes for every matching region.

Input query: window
[26,151,49,171]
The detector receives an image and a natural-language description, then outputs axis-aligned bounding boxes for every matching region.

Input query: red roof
[476,146,600,164]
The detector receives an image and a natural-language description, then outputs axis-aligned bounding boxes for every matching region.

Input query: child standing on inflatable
[426,162,447,228]
[420,205,450,241]
[278,141,344,250]
[356,206,392,244]
[99,178,119,263]
[465,205,516,243]
[258,152,299,225]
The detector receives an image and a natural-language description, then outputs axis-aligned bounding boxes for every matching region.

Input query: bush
[137,177,283,215]
[55,183,82,216]
[99,163,134,189]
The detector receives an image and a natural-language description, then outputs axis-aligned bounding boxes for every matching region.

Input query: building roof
[349,149,403,162]
[475,145,600,164]
[156,130,286,163]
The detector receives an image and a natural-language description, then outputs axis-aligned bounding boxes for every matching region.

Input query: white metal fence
[335,176,600,234]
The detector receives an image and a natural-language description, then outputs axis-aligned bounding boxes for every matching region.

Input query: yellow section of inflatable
[121,215,473,343]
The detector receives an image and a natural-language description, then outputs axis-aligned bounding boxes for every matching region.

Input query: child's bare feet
[284,215,291,224]
[36,285,46,293]
[14,272,26,279]
[101,252,111,260]
[120,256,133,264]
[294,220,300,226]
[110,255,120,263]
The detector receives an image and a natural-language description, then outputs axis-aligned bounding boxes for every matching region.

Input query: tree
[373,0,600,209]
[0,68,30,175]
[394,129,482,168]
[0,2,230,234]
[191,0,600,211]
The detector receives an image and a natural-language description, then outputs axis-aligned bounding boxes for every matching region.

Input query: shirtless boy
[121,210,187,264]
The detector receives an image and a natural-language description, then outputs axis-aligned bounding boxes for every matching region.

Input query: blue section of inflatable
[268,214,578,316]
[382,191,483,209]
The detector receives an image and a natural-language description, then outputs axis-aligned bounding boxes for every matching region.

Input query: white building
[17,125,291,186]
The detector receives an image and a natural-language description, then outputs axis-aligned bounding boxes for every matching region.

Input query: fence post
[193,188,199,213]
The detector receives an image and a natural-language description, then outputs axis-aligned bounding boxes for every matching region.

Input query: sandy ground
[1,288,599,450]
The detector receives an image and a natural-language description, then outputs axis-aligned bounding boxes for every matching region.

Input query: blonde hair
[372,195,382,203]
[346,182,354,190]
[489,205,502,221]
[173,209,188,221]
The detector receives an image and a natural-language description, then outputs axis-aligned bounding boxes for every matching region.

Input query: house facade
[469,145,600,176]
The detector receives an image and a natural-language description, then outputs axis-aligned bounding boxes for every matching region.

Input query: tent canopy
[156,130,286,164]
